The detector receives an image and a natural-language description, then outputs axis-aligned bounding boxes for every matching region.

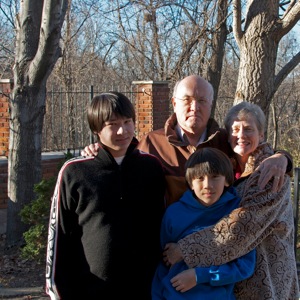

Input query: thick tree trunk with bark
[234,1,279,118]
[7,86,46,244]
[6,0,68,246]
[233,0,300,125]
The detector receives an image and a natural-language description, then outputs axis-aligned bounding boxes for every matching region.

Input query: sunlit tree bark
[7,0,68,246]
[233,0,300,126]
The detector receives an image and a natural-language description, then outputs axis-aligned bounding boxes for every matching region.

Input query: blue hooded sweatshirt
[152,186,256,300]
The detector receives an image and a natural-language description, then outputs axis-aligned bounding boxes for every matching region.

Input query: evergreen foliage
[19,151,74,261]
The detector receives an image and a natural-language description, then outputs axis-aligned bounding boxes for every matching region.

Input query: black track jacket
[46,138,166,300]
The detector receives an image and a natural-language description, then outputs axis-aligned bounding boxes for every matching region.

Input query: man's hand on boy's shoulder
[81,143,99,157]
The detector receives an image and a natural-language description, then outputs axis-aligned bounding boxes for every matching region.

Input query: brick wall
[0,79,12,157]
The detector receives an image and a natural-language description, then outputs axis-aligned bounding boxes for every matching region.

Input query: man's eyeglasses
[175,96,209,105]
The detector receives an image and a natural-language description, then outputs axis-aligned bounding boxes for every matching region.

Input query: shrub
[20,151,74,261]
[20,177,56,261]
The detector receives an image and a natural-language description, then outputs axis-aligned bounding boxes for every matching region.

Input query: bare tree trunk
[232,0,300,131]
[7,0,68,246]
[7,86,46,244]
[233,0,279,117]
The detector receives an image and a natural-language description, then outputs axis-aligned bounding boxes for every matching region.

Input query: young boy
[45,92,166,300]
[152,147,255,300]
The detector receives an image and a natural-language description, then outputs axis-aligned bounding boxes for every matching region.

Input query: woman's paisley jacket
[178,142,299,300]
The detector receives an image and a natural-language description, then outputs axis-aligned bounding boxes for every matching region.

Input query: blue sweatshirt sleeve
[195,249,256,286]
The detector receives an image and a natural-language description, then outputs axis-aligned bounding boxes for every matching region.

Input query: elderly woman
[163,101,299,300]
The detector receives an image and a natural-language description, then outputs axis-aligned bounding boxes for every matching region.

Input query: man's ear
[225,181,230,187]
[171,97,176,109]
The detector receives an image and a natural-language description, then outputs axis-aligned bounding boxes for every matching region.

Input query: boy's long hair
[185,147,234,189]
[87,91,135,134]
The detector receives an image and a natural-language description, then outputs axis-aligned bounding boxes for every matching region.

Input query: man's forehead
[176,86,212,100]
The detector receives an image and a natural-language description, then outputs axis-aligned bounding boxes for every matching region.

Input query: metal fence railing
[42,85,135,152]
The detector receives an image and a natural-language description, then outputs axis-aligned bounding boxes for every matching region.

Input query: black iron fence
[42,85,135,152]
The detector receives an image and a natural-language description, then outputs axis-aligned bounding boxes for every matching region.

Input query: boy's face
[191,174,228,206]
[98,114,135,157]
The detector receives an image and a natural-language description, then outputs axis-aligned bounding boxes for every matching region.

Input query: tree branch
[276,0,300,40]
[29,0,68,85]
[273,50,300,93]
[232,0,243,48]
[14,0,43,86]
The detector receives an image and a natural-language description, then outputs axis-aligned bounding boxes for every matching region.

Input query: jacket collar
[164,113,222,146]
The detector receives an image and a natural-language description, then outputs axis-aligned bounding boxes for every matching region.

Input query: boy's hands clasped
[171,269,197,293]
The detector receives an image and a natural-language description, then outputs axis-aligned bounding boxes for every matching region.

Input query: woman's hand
[257,153,287,192]
[163,243,183,267]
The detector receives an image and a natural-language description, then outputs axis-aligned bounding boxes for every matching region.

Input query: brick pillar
[132,81,170,141]
[0,79,12,157]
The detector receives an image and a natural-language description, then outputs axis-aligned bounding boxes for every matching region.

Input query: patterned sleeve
[45,159,79,300]
[45,167,63,300]
[178,171,291,268]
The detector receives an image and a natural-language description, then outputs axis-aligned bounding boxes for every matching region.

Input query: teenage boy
[46,92,166,300]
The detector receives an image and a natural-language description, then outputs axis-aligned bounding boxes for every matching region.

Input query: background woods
[0,0,299,246]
